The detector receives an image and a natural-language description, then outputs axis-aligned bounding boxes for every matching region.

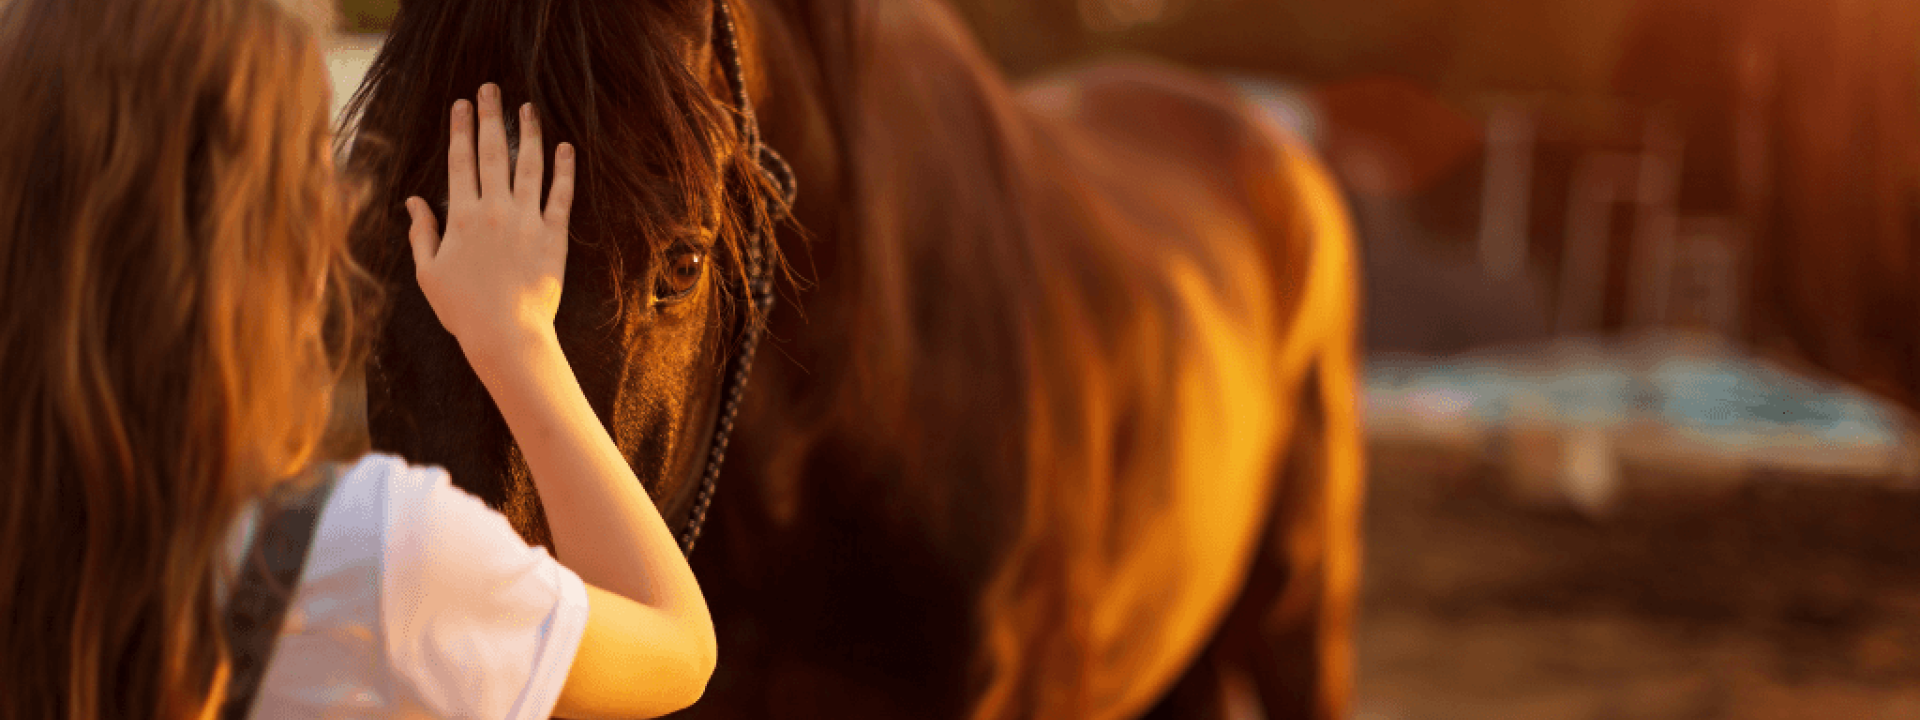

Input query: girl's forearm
[463,330,709,627]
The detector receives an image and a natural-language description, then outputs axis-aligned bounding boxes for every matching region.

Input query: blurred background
[328,1,1920,717]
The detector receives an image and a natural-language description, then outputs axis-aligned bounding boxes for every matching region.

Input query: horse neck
[738,0,1057,544]
[762,0,1053,387]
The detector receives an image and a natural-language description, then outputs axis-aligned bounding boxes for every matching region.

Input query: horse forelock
[342,0,785,324]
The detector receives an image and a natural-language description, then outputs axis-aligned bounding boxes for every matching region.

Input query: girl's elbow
[685,607,717,683]
[666,627,718,712]
[688,628,716,688]
[695,627,718,680]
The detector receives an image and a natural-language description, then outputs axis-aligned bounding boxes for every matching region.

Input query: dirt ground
[1356,441,1920,720]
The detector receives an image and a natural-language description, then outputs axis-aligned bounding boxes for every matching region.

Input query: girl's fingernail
[558,144,573,160]
[452,100,467,119]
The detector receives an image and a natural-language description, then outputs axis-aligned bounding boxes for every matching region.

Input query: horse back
[1005,61,1362,719]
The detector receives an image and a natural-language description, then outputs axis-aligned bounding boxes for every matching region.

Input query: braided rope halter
[677,0,796,554]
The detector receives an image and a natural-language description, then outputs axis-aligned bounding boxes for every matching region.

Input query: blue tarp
[1366,333,1907,449]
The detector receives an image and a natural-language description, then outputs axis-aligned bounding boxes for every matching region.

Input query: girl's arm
[403,83,714,719]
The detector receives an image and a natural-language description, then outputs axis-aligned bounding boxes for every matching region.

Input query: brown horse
[344,1,1363,719]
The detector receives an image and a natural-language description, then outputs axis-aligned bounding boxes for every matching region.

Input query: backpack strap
[219,464,341,720]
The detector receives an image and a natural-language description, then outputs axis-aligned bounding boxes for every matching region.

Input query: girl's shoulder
[221,453,442,581]
[238,453,589,719]
[337,451,446,501]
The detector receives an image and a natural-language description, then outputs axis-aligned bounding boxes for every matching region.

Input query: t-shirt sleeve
[377,459,589,720]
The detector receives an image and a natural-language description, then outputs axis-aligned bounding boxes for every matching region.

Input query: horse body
[696,3,1363,719]
[348,1,1361,718]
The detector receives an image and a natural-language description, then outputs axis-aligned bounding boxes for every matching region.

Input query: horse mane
[341,0,782,325]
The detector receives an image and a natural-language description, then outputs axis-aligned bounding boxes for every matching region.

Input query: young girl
[0,0,713,718]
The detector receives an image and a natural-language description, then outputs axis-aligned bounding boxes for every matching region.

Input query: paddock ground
[1356,436,1920,720]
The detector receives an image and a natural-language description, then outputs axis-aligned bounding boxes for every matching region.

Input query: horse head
[343,0,786,549]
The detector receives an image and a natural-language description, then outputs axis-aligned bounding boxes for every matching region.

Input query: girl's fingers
[447,100,478,205]
[514,103,544,208]
[475,83,511,199]
[405,197,442,269]
[545,143,575,233]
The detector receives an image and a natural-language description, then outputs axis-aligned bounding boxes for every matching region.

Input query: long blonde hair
[0,0,375,716]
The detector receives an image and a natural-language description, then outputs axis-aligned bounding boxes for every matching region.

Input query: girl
[0,0,714,718]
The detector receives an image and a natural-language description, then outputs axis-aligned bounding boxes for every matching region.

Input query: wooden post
[1556,152,1638,335]
[1628,109,1684,328]
[1478,102,1535,282]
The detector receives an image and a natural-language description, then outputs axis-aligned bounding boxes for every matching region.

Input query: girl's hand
[404,83,574,362]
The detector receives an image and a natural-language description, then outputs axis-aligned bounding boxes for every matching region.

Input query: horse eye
[655,249,706,301]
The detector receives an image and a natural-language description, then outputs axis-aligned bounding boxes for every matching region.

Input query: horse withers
[344,1,1363,719]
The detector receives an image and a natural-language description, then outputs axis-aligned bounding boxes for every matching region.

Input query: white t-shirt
[221,453,589,719]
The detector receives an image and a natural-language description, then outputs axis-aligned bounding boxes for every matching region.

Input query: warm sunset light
[4,0,1916,717]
